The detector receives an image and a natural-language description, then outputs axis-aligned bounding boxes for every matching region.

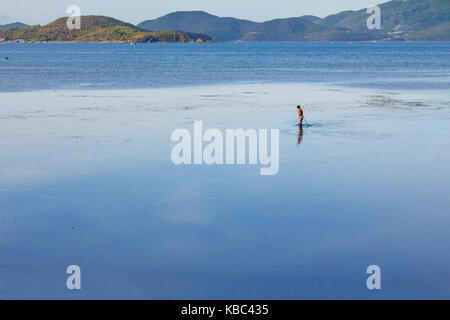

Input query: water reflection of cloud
[161,182,212,225]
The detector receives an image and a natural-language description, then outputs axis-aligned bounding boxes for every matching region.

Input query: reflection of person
[297,105,304,128]
[297,124,304,146]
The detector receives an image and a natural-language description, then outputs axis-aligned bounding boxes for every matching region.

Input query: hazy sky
[0,0,387,25]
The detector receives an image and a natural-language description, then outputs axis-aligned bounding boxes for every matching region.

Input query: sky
[0,0,389,25]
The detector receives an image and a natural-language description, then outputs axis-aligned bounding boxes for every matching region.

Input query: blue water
[0,42,449,299]
[0,42,449,92]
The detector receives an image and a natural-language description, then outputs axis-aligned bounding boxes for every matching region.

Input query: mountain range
[138,0,450,41]
[1,0,449,42]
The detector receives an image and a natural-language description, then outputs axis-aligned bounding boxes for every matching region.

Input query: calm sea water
[0,42,449,92]
[0,43,449,299]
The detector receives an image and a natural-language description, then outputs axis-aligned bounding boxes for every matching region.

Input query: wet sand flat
[0,83,449,299]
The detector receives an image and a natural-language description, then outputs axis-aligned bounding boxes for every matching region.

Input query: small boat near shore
[1,57,9,60]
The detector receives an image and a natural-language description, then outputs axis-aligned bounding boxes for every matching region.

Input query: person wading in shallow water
[297,105,304,128]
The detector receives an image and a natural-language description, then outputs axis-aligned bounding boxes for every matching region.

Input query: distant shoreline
[1,40,449,44]
[0,40,215,44]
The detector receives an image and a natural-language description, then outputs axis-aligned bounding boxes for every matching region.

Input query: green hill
[240,18,382,41]
[318,0,450,40]
[241,18,325,41]
[138,11,254,42]
[0,16,213,43]
[138,0,450,41]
